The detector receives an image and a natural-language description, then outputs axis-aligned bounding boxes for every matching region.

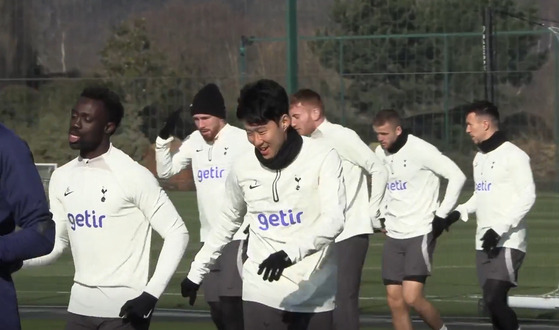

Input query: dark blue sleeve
[0,135,55,264]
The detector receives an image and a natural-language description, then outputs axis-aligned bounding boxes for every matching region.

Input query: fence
[240,29,559,188]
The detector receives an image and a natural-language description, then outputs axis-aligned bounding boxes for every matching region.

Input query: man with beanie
[372,109,466,330]
[155,83,252,330]
[180,79,346,330]
[449,101,535,330]
[289,88,388,330]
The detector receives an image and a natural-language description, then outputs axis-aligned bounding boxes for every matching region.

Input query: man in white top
[372,109,466,330]
[180,79,346,330]
[289,88,388,330]
[24,86,189,330]
[446,101,535,330]
[155,83,252,330]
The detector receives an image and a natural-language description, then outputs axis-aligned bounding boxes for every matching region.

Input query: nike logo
[196,148,203,152]
[143,309,153,319]
[249,180,260,189]
[64,188,73,196]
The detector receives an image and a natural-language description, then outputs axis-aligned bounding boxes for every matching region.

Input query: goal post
[35,163,57,193]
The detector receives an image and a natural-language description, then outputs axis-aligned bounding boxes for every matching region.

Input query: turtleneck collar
[255,127,303,170]
[477,130,508,153]
[386,130,409,154]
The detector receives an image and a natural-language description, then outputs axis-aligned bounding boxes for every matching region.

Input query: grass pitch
[14,190,559,328]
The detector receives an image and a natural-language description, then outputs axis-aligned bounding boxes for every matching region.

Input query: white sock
[439,325,448,330]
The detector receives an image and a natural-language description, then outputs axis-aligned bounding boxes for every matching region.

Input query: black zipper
[272,170,281,202]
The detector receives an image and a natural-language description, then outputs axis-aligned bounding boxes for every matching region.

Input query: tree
[99,18,170,158]
[311,0,547,116]
[0,1,37,80]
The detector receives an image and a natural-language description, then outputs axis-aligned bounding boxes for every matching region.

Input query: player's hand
[432,215,446,239]
[119,292,157,324]
[481,228,501,254]
[373,217,387,234]
[258,250,293,282]
[432,211,461,239]
[159,108,183,139]
[180,277,200,306]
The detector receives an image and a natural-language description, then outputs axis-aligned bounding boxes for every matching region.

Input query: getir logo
[257,210,303,231]
[197,166,225,183]
[68,210,105,231]
[475,180,492,191]
[387,180,407,191]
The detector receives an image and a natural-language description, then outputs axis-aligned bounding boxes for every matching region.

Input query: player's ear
[310,107,321,121]
[395,125,403,135]
[280,114,290,131]
[105,122,116,135]
[482,119,490,131]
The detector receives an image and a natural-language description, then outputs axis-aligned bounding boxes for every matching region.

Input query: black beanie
[190,83,226,119]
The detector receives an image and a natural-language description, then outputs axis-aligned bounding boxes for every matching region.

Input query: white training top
[155,124,252,242]
[456,141,535,252]
[24,145,189,318]
[188,137,346,313]
[375,134,466,239]
[311,120,388,242]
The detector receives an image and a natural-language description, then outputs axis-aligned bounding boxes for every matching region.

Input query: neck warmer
[387,130,409,154]
[255,127,303,170]
[477,130,508,153]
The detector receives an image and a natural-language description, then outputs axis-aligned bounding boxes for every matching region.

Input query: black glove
[373,218,386,233]
[432,216,446,239]
[432,211,461,239]
[158,108,184,139]
[119,292,157,323]
[258,250,293,282]
[481,228,501,253]
[180,277,200,306]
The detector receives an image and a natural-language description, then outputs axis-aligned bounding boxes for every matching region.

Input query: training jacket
[375,134,466,239]
[456,141,535,252]
[311,120,388,242]
[24,145,188,318]
[188,137,346,313]
[0,124,55,330]
[156,124,252,241]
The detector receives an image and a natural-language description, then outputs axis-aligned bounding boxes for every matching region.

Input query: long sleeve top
[188,137,346,312]
[24,145,188,317]
[456,141,535,252]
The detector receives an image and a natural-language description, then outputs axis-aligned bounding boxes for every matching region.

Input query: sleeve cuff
[455,205,469,222]
[155,136,174,148]
[282,247,301,264]
[186,271,204,286]
[434,211,447,218]
[371,216,382,229]
[143,285,164,299]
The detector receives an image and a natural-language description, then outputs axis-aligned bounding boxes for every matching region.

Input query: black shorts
[476,247,525,287]
[382,233,436,284]
[202,240,244,302]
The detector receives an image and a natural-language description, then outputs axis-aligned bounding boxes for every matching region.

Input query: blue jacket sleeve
[0,135,55,265]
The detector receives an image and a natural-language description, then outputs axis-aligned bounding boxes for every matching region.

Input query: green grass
[21,319,219,330]
[14,191,559,328]
[20,319,394,330]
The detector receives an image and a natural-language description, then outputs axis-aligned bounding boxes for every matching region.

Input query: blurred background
[1,0,558,187]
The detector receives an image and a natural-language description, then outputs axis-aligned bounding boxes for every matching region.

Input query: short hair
[236,79,288,125]
[289,88,324,112]
[80,86,124,129]
[372,109,402,127]
[465,100,500,123]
